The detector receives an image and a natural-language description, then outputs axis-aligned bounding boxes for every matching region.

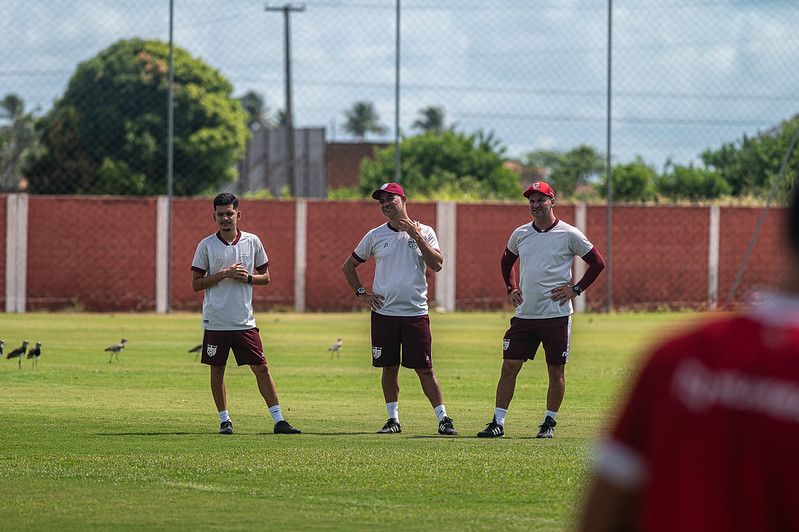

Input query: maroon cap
[372,182,406,200]
[523,181,555,199]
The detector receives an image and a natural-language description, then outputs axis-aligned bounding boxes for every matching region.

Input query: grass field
[0,310,702,531]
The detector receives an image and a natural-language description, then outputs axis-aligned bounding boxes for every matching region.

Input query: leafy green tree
[523,145,605,197]
[655,163,731,201]
[359,129,519,200]
[0,94,38,191]
[700,116,799,200]
[596,156,657,202]
[25,38,249,195]
[344,101,387,141]
[412,106,446,136]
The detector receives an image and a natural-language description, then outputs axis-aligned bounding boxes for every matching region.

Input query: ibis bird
[328,337,343,358]
[6,340,28,369]
[105,338,127,363]
[189,343,203,361]
[27,341,42,369]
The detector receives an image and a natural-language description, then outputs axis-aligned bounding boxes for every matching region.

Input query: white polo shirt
[508,219,594,319]
[191,230,269,330]
[353,221,440,317]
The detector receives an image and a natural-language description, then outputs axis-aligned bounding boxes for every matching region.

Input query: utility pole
[266,3,305,196]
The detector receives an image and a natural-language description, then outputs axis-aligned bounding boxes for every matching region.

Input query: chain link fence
[3,1,798,312]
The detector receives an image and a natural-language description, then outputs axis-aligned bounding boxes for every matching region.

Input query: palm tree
[239,91,273,131]
[343,101,386,141]
[0,94,38,191]
[412,106,446,136]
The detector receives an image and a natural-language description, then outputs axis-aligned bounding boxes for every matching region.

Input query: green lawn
[0,310,701,531]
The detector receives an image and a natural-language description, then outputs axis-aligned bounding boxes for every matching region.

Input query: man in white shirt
[478,182,605,439]
[342,182,458,436]
[191,193,300,435]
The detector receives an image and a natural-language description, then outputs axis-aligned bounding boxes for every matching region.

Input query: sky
[3,0,798,170]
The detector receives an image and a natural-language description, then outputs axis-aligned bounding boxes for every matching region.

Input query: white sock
[494,407,508,426]
[544,410,558,423]
[386,401,399,421]
[219,410,230,423]
[269,405,284,423]
[434,404,447,422]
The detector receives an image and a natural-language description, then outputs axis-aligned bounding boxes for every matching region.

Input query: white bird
[7,340,28,369]
[105,338,127,363]
[328,337,343,358]
[27,341,42,369]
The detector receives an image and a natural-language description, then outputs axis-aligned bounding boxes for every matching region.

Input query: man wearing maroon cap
[342,182,458,436]
[478,181,605,438]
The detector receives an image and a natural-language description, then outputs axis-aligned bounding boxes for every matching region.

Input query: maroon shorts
[503,316,571,365]
[200,328,267,367]
[370,312,433,369]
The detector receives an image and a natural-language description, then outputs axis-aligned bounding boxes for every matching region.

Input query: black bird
[7,340,28,369]
[105,338,127,363]
[0,339,4,357]
[189,344,203,361]
[27,341,42,369]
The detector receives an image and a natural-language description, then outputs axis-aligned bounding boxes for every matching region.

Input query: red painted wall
[1,195,789,312]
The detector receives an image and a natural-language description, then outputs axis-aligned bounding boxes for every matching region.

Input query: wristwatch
[572,285,582,296]
[356,287,366,297]
[247,274,253,284]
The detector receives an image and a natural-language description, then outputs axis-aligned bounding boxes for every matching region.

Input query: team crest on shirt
[206,344,217,357]
[503,339,510,351]
[408,240,418,250]
[372,346,382,359]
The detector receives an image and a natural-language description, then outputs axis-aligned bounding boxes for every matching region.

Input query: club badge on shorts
[372,346,382,359]
[206,344,217,357]
[503,339,510,351]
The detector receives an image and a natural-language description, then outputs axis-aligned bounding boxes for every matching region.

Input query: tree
[359,129,519,200]
[523,145,605,197]
[239,91,273,131]
[0,94,38,191]
[25,38,249,196]
[596,156,657,202]
[655,163,731,201]
[412,106,446,136]
[700,116,799,200]
[343,101,387,141]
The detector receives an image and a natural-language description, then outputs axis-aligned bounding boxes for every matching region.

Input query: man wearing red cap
[342,182,458,436]
[478,181,605,438]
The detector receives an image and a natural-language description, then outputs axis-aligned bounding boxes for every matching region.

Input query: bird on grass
[189,344,203,361]
[7,340,28,369]
[328,337,343,358]
[105,338,127,363]
[0,339,4,357]
[27,341,42,369]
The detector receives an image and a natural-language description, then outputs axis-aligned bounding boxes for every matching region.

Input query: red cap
[372,182,406,200]
[523,181,555,199]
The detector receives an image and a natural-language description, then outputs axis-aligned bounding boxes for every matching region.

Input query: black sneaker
[477,417,504,438]
[438,416,458,435]
[218,420,233,435]
[274,420,301,434]
[536,415,556,438]
[376,418,402,434]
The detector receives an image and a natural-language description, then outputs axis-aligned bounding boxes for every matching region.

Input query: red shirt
[597,295,799,531]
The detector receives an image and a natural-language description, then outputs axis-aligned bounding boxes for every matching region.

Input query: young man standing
[342,182,458,436]
[478,181,605,438]
[191,193,300,435]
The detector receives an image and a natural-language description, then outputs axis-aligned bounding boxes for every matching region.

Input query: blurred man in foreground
[579,186,799,531]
